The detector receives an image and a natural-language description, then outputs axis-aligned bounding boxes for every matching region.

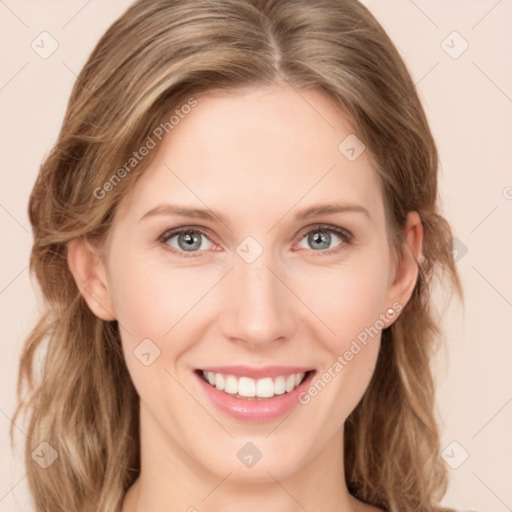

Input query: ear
[67,237,116,321]
[385,211,424,312]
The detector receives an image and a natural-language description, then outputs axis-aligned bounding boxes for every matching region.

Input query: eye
[158,224,353,258]
[158,227,215,257]
[295,224,353,256]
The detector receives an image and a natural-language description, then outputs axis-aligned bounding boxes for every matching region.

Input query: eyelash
[157,224,353,259]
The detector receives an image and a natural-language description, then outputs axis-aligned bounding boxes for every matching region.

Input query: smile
[194,366,316,422]
[200,370,309,399]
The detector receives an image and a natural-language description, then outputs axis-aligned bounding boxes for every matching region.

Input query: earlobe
[66,237,116,321]
[386,211,424,312]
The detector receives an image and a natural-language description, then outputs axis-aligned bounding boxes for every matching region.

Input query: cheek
[296,274,385,432]
[106,250,203,425]
[293,254,390,349]
[291,255,389,414]
[107,249,206,341]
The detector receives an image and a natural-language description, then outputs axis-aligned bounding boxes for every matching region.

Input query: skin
[68,84,423,512]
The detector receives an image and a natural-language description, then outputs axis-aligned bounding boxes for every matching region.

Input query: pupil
[179,231,201,251]
[310,231,330,250]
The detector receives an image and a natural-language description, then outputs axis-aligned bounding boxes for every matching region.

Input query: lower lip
[195,370,315,423]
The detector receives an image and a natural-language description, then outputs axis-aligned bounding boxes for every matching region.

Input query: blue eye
[159,228,214,256]
[158,224,352,258]
[297,225,352,255]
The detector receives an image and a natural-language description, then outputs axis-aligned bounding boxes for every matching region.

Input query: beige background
[1,1,511,510]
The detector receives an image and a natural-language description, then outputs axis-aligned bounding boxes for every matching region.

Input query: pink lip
[194,369,315,423]
[198,365,313,379]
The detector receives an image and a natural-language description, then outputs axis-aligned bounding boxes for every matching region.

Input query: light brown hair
[13,0,463,510]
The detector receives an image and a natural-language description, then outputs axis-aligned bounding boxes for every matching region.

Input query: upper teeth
[202,371,306,398]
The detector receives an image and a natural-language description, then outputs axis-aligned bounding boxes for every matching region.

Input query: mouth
[195,368,314,400]
[193,366,316,422]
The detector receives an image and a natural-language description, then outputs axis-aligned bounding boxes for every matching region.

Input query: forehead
[117,85,385,229]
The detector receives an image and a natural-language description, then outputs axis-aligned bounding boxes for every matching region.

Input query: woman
[13,0,463,510]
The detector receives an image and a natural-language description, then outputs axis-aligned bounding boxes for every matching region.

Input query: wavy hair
[12,0,463,510]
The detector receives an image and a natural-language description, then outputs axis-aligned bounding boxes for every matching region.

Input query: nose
[217,251,297,350]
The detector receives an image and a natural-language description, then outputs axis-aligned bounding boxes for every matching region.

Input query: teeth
[238,377,256,397]
[274,376,286,395]
[201,371,307,398]
[285,374,295,392]
[225,375,238,394]
[256,377,274,398]
[215,373,225,391]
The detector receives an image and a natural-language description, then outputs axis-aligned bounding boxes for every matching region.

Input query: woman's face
[85,85,419,483]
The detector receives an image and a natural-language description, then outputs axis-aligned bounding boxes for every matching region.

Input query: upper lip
[197,365,315,379]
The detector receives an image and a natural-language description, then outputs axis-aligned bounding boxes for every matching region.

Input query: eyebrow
[139,202,370,224]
